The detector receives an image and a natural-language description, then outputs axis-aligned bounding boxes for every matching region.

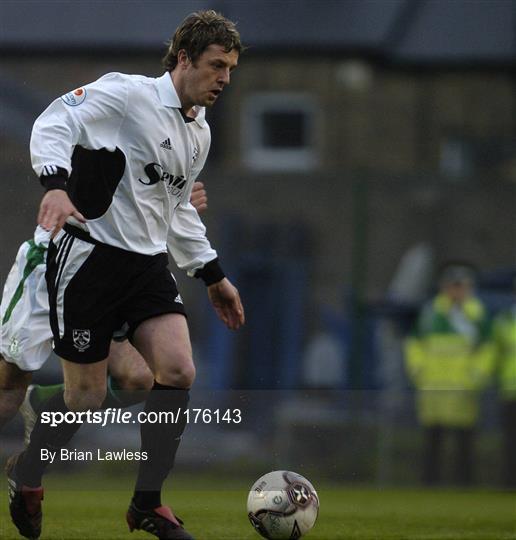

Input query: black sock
[133,381,189,510]
[18,391,82,487]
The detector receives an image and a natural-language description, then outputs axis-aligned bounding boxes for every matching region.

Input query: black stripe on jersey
[68,145,126,219]
[43,165,58,176]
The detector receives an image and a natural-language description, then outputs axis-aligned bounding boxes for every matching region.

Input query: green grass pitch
[0,473,514,539]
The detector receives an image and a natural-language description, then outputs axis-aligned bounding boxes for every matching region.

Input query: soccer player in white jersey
[0,182,208,437]
[7,11,244,540]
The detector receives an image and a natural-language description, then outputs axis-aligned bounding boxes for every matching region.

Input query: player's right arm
[31,73,128,234]
[38,190,85,233]
[190,181,208,213]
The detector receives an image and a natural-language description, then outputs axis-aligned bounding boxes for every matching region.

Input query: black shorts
[46,225,186,363]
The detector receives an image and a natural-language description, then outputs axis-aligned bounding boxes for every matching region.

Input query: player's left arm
[207,278,245,330]
[168,203,245,330]
[167,129,215,269]
[168,135,244,330]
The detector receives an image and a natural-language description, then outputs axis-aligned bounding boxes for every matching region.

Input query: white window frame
[242,93,318,171]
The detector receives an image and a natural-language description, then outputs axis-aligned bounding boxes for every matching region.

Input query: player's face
[183,44,239,108]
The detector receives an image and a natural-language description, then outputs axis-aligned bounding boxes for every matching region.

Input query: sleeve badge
[61,87,87,106]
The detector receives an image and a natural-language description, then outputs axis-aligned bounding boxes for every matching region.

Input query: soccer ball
[247,470,319,539]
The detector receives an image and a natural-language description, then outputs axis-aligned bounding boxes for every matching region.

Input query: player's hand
[37,189,86,236]
[190,181,208,213]
[207,278,245,330]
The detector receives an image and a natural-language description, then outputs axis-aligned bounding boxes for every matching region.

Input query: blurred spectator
[387,242,434,304]
[302,330,346,388]
[492,279,516,489]
[404,263,495,485]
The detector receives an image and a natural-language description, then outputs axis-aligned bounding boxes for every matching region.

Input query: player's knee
[64,386,107,412]
[0,388,26,425]
[140,369,155,392]
[177,362,196,388]
[157,358,196,389]
[0,358,31,389]
[117,367,154,393]
[0,359,31,424]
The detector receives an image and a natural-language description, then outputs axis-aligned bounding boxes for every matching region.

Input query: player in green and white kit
[0,182,208,436]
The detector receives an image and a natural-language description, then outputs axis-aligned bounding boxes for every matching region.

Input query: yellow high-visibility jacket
[404,294,495,427]
[493,308,516,401]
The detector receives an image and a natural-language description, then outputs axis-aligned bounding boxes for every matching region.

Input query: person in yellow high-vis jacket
[404,264,495,485]
[493,287,516,488]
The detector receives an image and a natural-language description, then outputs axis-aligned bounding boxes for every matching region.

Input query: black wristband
[40,166,68,192]
[195,258,225,286]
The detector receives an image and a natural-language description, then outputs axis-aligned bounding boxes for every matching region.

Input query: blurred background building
[1,0,515,486]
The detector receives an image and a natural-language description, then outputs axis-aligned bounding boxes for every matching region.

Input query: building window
[440,134,516,180]
[242,93,318,171]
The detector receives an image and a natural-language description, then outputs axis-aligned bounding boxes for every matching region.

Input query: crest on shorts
[73,329,91,352]
[8,338,20,358]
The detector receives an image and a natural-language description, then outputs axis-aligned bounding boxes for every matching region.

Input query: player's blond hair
[163,10,243,71]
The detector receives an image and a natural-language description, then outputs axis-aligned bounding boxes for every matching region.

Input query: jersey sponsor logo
[138,162,187,198]
[160,137,172,150]
[73,329,91,352]
[61,87,87,107]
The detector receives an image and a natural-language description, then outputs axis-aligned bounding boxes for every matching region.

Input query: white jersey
[31,72,217,273]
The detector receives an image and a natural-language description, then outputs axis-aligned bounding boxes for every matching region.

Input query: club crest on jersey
[73,329,91,352]
[192,146,199,164]
[61,87,87,107]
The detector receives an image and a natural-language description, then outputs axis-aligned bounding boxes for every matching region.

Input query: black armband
[195,258,225,286]
[39,166,68,192]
